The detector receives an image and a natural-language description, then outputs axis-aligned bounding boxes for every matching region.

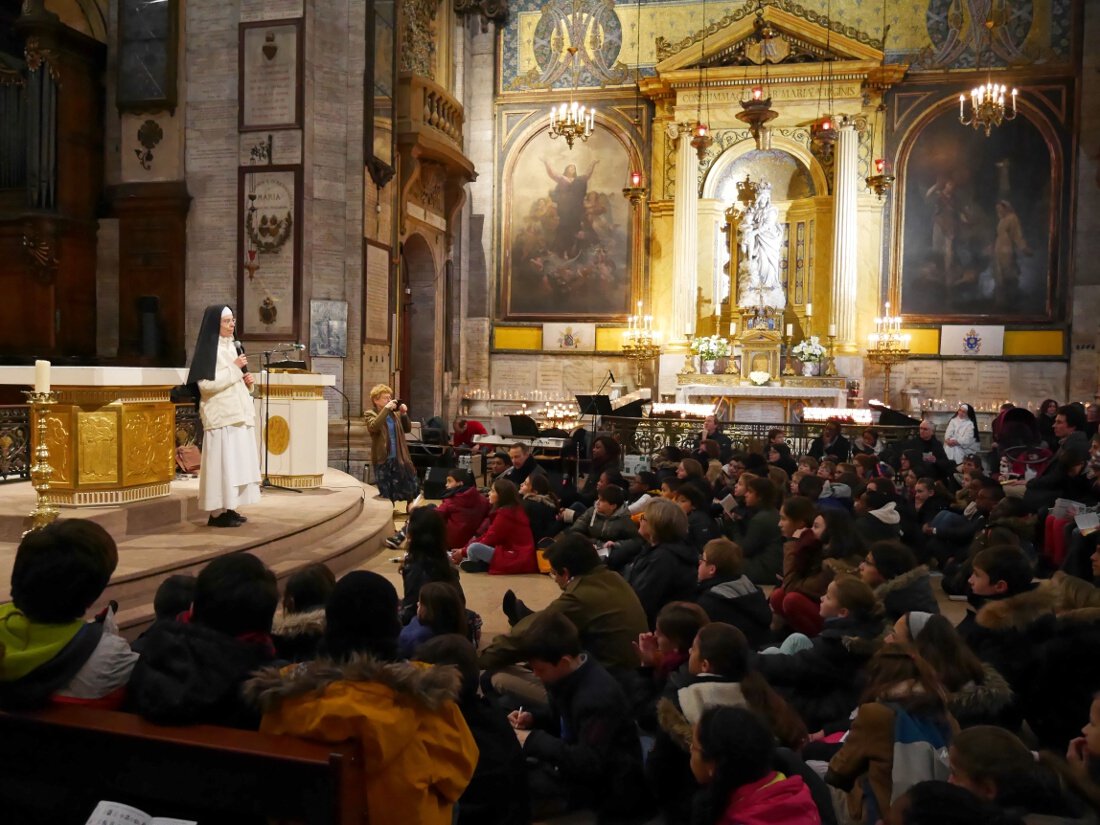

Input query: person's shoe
[460,559,490,574]
[502,589,518,624]
[385,529,406,549]
[226,510,248,523]
[207,512,242,528]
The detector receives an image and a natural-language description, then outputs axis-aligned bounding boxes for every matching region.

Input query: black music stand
[261,349,301,493]
[508,414,540,438]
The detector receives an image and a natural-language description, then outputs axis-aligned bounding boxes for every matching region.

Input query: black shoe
[460,559,490,574]
[207,512,242,528]
[385,530,406,549]
[502,589,518,625]
[226,510,247,523]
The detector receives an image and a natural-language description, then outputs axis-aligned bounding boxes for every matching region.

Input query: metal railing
[600,417,922,460]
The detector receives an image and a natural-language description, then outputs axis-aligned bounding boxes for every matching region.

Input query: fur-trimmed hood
[244,652,462,712]
[270,607,326,639]
[874,566,931,600]
[949,663,1014,721]
[975,582,1059,632]
[657,678,749,752]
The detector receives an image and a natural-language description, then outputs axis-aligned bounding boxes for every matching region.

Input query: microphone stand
[261,349,301,493]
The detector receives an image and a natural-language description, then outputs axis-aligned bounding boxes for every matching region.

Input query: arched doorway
[399,233,439,420]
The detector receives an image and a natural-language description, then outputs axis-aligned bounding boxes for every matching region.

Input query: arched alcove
[401,233,439,417]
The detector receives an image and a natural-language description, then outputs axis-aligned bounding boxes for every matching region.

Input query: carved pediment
[655,3,882,73]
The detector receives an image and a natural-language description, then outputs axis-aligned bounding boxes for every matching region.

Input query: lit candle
[828,323,837,337]
[805,302,813,318]
[34,359,50,393]
[874,158,885,175]
[630,170,642,187]
[786,324,794,337]
[959,94,965,119]
[730,321,737,336]
[752,86,762,101]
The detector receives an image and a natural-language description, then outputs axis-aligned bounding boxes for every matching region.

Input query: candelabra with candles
[542,402,578,430]
[22,388,60,535]
[866,303,911,407]
[959,82,1017,137]
[548,43,596,149]
[621,302,662,386]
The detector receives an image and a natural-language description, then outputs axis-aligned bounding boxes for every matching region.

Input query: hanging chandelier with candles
[958,7,1019,138]
[959,81,1017,137]
[548,41,595,148]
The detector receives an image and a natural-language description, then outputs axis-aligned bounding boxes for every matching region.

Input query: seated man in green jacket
[480,534,648,708]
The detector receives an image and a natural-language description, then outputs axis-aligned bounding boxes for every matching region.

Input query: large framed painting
[893,102,1062,322]
[500,123,639,319]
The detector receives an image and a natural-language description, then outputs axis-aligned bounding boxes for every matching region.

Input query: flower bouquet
[791,336,826,362]
[690,335,731,360]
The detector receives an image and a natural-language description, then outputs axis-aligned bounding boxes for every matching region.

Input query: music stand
[261,349,301,493]
[508,414,540,438]
[574,394,613,421]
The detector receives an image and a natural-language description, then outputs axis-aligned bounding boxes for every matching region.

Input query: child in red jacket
[435,469,491,548]
[453,479,537,575]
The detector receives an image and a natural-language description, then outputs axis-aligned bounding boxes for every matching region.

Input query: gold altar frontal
[38,386,177,506]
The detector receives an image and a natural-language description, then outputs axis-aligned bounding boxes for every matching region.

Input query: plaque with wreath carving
[237,165,302,339]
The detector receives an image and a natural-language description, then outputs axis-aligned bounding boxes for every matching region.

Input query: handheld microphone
[233,339,249,373]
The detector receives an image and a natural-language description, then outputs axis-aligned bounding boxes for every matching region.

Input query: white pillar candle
[786,324,794,337]
[805,302,813,318]
[34,359,50,393]
[828,323,837,337]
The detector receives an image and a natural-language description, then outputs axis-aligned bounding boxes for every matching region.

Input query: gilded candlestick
[22,389,60,535]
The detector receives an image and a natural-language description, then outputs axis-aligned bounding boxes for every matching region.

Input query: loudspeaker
[423,467,450,499]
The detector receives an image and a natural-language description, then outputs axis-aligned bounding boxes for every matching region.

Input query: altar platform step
[0,470,396,640]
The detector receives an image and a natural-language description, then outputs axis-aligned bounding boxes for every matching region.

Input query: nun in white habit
[186,305,261,527]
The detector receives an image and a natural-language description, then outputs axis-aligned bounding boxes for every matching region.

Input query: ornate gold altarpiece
[0,367,187,506]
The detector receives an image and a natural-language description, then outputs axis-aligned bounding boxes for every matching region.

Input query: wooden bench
[0,704,365,825]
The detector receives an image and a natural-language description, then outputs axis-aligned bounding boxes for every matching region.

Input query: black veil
[186,305,231,386]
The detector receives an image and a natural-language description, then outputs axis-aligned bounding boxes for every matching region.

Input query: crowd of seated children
[9,399,1100,825]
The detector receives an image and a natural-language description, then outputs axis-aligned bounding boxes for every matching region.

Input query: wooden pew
[0,704,364,825]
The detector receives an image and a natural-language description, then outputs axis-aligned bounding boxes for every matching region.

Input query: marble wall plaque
[905,361,943,398]
[536,361,565,396]
[940,362,976,403]
[976,362,1012,402]
[364,243,390,342]
[239,20,302,130]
